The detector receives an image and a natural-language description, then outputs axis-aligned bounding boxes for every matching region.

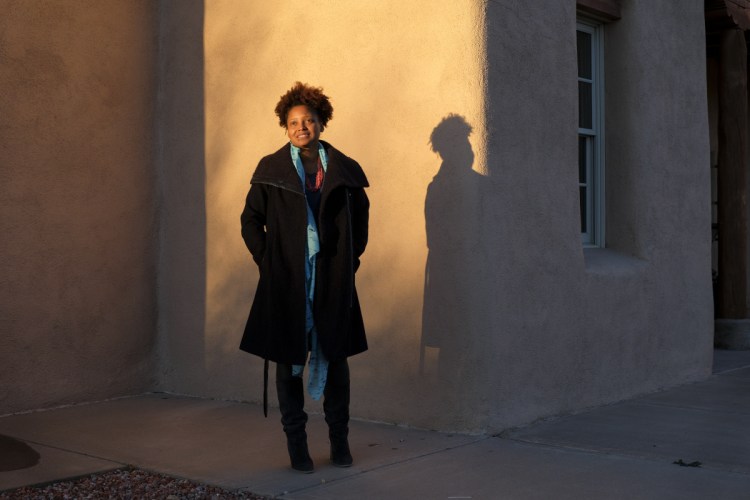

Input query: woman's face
[286,105,321,149]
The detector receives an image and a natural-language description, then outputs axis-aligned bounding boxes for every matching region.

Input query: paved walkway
[1,350,749,499]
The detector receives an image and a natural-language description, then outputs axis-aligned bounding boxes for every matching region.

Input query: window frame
[577,18,605,247]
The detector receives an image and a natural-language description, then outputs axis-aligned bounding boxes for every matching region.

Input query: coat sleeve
[241,182,267,266]
[350,187,369,271]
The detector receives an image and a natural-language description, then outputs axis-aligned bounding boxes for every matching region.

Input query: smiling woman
[239,82,370,473]
[286,105,321,150]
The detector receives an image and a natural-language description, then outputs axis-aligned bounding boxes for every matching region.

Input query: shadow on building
[420,114,491,418]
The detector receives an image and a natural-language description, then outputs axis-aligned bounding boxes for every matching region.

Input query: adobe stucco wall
[476,0,713,431]
[159,0,712,433]
[0,0,712,431]
[0,1,158,414]
[156,0,490,427]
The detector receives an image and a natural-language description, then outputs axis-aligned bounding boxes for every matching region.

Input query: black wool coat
[240,141,369,365]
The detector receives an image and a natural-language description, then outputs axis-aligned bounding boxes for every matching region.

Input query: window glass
[577,20,603,246]
[580,186,587,232]
[577,31,592,79]
[578,136,587,184]
[578,81,593,129]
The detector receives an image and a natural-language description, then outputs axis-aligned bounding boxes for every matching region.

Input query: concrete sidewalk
[1,350,749,499]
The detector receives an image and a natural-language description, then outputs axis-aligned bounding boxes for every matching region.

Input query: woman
[240,82,370,473]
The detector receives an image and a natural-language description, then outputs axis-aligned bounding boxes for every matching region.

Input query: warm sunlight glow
[199,0,486,424]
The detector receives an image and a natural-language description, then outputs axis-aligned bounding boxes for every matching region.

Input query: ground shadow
[0,434,40,472]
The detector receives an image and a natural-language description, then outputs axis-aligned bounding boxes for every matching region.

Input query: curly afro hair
[275,82,334,130]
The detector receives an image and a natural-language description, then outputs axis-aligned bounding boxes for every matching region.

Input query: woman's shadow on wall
[420,114,490,406]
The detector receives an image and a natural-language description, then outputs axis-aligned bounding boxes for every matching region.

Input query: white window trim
[578,19,605,247]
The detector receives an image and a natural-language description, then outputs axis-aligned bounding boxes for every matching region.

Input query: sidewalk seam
[276,436,492,497]
[499,436,750,477]
[0,436,126,469]
[627,400,750,417]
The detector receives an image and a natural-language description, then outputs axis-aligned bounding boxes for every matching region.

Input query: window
[577,20,604,246]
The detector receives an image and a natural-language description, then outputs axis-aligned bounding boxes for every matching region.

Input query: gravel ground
[0,468,271,499]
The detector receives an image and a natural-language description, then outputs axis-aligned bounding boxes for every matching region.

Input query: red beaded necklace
[305,156,324,192]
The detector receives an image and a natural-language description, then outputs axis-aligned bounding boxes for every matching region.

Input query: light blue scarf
[290,142,328,400]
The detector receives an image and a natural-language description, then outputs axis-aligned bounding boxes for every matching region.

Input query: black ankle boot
[287,436,314,473]
[330,436,353,467]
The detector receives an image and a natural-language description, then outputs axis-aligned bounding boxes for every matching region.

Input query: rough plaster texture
[157,0,490,424]
[158,0,713,433]
[473,0,713,431]
[1,0,713,433]
[0,1,158,414]
[154,1,208,393]
[488,1,711,427]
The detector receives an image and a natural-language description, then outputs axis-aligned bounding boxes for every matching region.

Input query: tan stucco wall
[1,0,712,432]
[0,1,158,414]
[478,0,713,430]
[157,0,489,426]
[159,0,713,433]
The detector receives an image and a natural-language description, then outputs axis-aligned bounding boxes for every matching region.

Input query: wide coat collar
[251,141,369,195]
